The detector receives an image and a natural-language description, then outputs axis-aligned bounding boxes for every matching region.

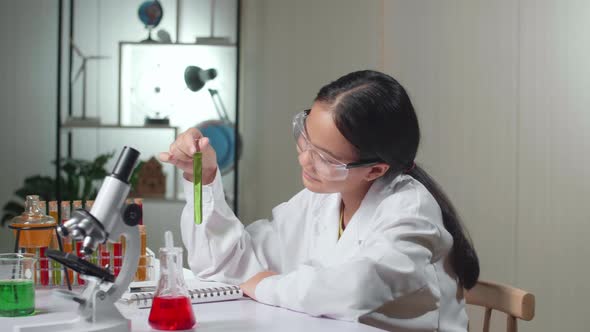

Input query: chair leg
[483,308,492,332]
[507,316,517,332]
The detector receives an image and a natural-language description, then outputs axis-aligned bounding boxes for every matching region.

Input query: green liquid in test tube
[193,145,202,225]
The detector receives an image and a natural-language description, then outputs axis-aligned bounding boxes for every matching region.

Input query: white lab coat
[180,170,469,332]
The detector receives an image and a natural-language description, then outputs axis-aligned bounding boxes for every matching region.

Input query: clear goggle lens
[293,114,350,181]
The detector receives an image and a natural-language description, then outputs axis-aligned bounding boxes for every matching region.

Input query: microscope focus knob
[123,203,142,227]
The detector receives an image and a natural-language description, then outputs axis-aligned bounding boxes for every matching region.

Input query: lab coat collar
[312,175,398,266]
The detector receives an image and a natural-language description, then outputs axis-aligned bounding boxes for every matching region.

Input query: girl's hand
[240,271,278,300]
[158,128,218,185]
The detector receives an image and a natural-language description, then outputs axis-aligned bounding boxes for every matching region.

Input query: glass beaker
[148,247,196,330]
[0,253,37,317]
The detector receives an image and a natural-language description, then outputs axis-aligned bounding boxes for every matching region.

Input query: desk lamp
[184,66,240,174]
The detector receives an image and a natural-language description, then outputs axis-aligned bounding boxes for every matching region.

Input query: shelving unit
[55,0,241,211]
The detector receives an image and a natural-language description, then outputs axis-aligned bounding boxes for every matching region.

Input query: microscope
[16,147,143,332]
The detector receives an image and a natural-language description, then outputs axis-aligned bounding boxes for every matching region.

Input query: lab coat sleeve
[254,216,449,321]
[180,168,289,285]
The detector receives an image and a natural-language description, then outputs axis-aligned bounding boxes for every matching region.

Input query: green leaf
[81,178,93,201]
[1,201,23,227]
[130,161,145,191]
[2,201,24,215]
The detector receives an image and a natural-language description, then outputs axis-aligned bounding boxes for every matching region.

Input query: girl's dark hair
[315,70,479,289]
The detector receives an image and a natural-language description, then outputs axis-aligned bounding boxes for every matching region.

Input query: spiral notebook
[119,279,243,308]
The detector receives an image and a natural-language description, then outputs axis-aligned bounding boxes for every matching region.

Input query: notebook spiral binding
[188,286,241,299]
[128,285,242,307]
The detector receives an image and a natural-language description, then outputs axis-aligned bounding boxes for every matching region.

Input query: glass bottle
[148,245,196,330]
[10,195,56,248]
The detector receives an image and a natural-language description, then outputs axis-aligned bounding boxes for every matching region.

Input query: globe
[138,1,163,28]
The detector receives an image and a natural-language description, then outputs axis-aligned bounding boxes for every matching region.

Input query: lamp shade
[184,66,218,92]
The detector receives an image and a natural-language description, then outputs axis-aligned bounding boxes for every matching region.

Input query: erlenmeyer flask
[148,245,196,330]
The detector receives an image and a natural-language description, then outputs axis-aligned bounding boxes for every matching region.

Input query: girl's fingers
[197,137,210,151]
[158,152,172,163]
[174,159,193,171]
[170,140,193,162]
[183,132,200,155]
[160,128,217,178]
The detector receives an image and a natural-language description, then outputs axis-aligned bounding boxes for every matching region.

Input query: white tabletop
[1,289,382,332]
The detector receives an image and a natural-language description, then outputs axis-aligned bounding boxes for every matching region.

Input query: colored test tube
[136,224,147,281]
[76,241,85,285]
[36,202,49,286]
[61,201,74,285]
[39,247,49,286]
[113,241,122,277]
[193,149,202,225]
[48,201,62,286]
[73,201,85,285]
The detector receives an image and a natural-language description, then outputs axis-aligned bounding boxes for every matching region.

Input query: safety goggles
[292,109,381,181]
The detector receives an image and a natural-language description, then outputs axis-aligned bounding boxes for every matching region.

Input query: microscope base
[14,284,131,332]
[14,317,130,332]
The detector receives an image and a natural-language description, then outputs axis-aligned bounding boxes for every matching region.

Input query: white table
[1,289,383,332]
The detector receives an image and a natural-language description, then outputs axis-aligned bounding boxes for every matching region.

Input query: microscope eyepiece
[111,146,140,183]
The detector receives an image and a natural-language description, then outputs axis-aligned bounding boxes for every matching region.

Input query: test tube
[135,198,147,281]
[135,226,147,281]
[38,201,47,286]
[113,241,122,277]
[49,201,61,286]
[61,201,74,285]
[73,200,84,285]
[39,247,49,286]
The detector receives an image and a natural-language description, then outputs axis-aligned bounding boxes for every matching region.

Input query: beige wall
[0,1,58,253]
[240,1,589,331]
[517,0,590,330]
[239,0,384,222]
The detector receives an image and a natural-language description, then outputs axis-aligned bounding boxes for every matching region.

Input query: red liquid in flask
[148,296,196,330]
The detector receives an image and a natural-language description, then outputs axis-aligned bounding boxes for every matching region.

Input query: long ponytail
[406,165,479,289]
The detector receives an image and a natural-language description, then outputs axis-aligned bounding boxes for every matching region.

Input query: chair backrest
[465,280,535,332]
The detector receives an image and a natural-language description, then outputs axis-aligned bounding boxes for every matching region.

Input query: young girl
[159,70,479,331]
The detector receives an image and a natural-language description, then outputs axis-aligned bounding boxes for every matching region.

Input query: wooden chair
[465,280,535,332]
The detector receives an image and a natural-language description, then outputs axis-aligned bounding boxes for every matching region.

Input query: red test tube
[113,242,122,277]
[76,241,85,285]
[39,247,49,286]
